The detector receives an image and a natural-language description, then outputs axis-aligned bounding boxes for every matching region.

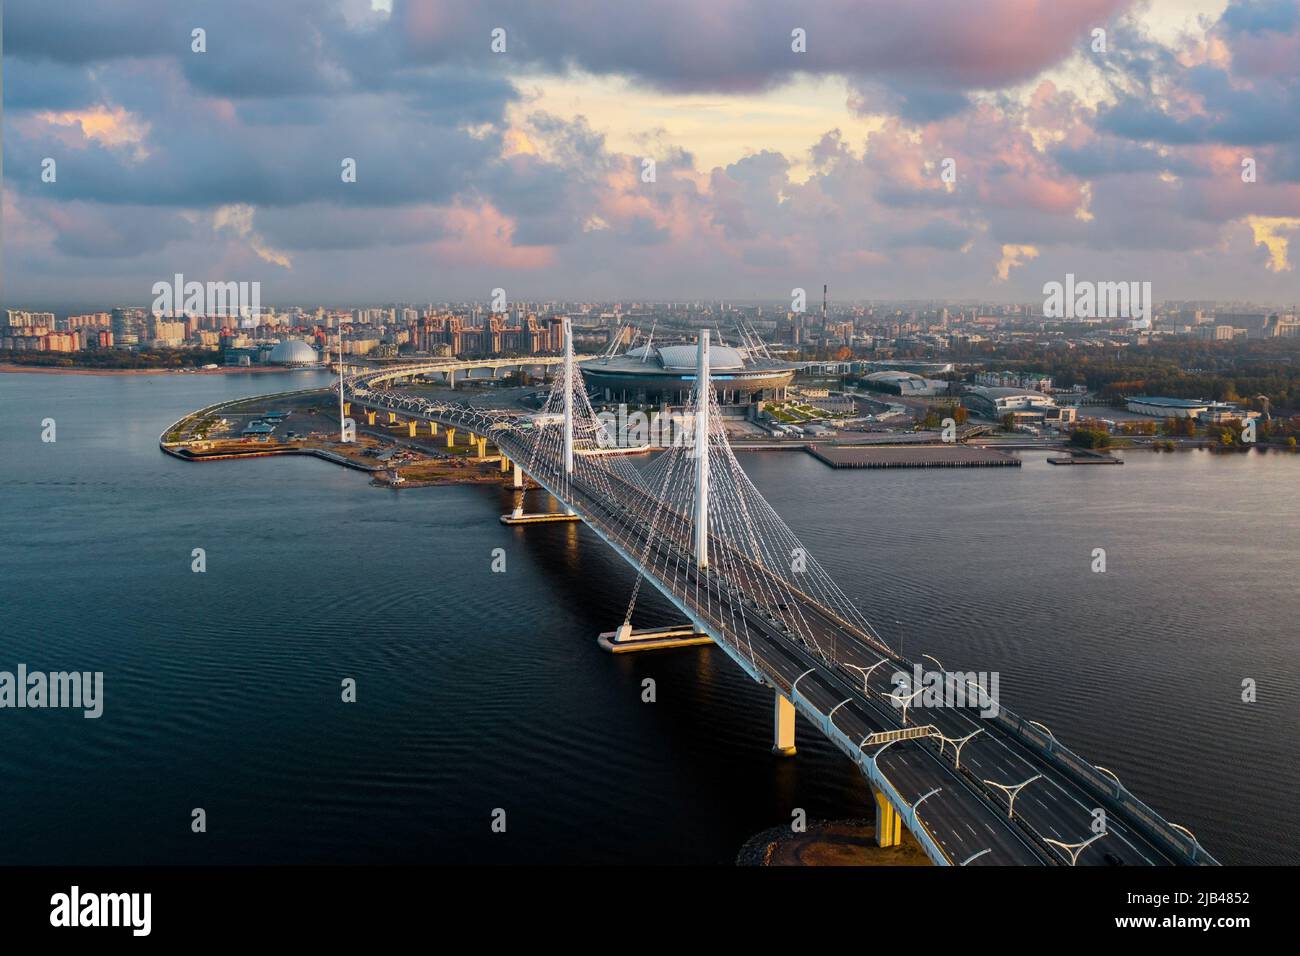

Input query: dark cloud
[1220,0,1300,35]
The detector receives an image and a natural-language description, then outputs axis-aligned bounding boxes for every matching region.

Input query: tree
[1071,427,1112,449]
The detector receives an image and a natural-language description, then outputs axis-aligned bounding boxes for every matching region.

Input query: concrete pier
[500,511,582,525]
[597,623,713,654]
[874,788,902,847]
[773,690,797,756]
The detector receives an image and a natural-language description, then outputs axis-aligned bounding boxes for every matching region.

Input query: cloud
[33,106,152,158]
[3,0,1300,306]
[994,243,1039,281]
[1245,215,1300,271]
[213,204,293,269]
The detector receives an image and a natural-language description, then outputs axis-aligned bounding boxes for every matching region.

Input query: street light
[883,685,924,725]
[841,657,889,694]
[1043,831,1106,866]
[982,774,1043,819]
[937,729,983,769]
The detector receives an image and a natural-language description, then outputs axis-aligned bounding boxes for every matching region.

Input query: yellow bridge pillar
[475,437,487,458]
[429,421,439,436]
[408,421,417,437]
[772,691,796,756]
[873,788,902,847]
[500,456,510,473]
[343,402,351,415]
[366,411,376,426]
[446,428,456,448]
[387,411,397,424]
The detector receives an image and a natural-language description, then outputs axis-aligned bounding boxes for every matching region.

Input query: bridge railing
[989,704,1217,865]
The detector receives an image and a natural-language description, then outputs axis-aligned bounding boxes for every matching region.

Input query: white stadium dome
[268,339,320,365]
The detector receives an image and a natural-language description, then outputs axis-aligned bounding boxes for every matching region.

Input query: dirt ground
[737,818,933,866]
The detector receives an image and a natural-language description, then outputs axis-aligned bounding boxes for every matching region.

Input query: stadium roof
[1128,396,1211,407]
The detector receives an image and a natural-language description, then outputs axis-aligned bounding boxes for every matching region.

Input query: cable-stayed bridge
[342,323,1217,867]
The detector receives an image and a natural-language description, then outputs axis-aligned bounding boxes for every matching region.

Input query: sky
[3,0,1300,308]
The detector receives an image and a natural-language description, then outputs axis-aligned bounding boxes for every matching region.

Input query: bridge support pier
[772,690,796,756]
[343,402,351,416]
[597,623,712,653]
[366,411,376,426]
[429,421,438,436]
[513,462,523,489]
[388,412,397,424]
[446,428,456,448]
[408,421,417,437]
[873,788,902,847]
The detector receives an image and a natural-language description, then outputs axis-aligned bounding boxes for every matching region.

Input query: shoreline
[0,362,318,377]
[160,390,520,490]
[737,818,932,866]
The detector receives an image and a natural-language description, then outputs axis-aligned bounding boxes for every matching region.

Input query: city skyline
[5,0,1300,308]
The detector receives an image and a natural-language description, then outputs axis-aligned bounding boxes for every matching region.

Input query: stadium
[580,342,797,407]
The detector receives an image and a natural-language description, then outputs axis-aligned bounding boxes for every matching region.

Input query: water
[0,370,1295,865]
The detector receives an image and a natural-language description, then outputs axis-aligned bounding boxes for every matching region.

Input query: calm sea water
[0,370,1296,865]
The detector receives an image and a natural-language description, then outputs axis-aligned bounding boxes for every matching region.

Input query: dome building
[861,370,936,395]
[267,339,321,366]
[580,342,796,407]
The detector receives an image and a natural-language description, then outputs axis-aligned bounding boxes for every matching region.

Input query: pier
[806,444,1021,469]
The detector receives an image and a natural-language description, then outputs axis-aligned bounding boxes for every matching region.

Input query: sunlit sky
[4,0,1298,307]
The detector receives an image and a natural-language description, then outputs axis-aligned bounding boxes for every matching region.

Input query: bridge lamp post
[1094,764,1126,798]
[982,773,1043,820]
[1028,720,1056,742]
[937,729,983,770]
[883,686,923,726]
[911,787,941,819]
[1168,822,1205,858]
[1043,831,1106,866]
[841,657,889,695]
